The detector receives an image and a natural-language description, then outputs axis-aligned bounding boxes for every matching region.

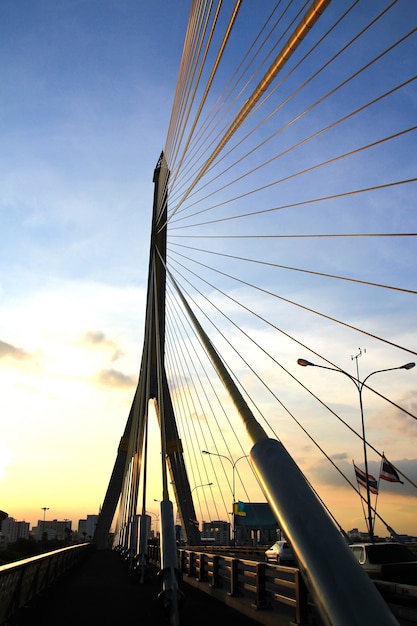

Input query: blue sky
[162,0,417,537]
[0,0,190,526]
[1,1,416,537]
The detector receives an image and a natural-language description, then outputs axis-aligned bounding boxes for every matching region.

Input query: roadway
[13,549,262,626]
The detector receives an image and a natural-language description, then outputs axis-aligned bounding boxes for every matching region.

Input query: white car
[264,540,294,564]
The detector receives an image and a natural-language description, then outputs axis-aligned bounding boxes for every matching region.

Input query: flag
[354,463,378,494]
[233,501,247,517]
[380,457,404,484]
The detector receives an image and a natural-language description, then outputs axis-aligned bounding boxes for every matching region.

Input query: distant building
[78,519,87,540]
[233,502,279,545]
[86,515,98,540]
[34,519,72,541]
[1,517,30,543]
[201,520,230,545]
[347,528,373,542]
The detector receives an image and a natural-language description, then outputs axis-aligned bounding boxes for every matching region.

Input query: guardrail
[0,543,95,624]
[144,546,417,625]
[147,545,315,625]
[374,580,417,625]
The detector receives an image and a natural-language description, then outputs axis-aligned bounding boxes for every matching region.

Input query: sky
[0,0,191,528]
[159,0,417,540]
[1,1,416,539]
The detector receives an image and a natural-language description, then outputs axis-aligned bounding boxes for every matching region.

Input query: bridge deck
[14,549,261,625]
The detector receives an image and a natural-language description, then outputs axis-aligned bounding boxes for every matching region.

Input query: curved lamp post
[297,357,415,541]
[190,482,213,533]
[148,508,160,535]
[191,482,213,494]
[202,450,248,543]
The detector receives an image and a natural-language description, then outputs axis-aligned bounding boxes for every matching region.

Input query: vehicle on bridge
[350,542,417,584]
[264,540,294,564]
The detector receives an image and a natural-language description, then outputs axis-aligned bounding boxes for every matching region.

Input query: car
[264,540,294,564]
[349,542,417,584]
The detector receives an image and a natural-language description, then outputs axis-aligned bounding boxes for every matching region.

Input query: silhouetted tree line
[0,536,72,565]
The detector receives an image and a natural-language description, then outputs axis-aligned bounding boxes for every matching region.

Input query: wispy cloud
[82,330,125,362]
[96,368,136,389]
[0,339,31,361]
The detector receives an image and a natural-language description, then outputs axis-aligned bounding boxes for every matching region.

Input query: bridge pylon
[94,152,200,551]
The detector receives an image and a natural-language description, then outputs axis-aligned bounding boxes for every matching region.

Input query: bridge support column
[250,437,398,626]
[157,499,183,623]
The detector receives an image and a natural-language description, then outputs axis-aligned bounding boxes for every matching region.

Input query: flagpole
[353,459,368,531]
[379,453,385,489]
[372,459,382,535]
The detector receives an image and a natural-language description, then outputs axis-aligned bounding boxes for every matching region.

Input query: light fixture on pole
[189,482,213,533]
[41,507,50,540]
[41,506,49,522]
[191,482,213,494]
[147,510,160,536]
[297,356,415,541]
[202,450,248,544]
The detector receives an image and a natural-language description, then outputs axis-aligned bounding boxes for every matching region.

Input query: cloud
[82,330,125,363]
[0,339,31,361]
[83,330,108,345]
[96,368,136,389]
[331,452,349,461]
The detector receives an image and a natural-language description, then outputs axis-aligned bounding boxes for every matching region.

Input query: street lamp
[202,450,248,544]
[41,507,49,541]
[189,482,213,533]
[191,482,213,494]
[41,506,49,521]
[147,510,160,536]
[297,355,415,541]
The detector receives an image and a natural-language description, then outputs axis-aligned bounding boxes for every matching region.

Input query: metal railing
[0,543,95,624]
[147,545,315,625]
[143,546,417,625]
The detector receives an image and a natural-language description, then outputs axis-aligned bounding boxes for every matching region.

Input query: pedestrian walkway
[14,549,261,625]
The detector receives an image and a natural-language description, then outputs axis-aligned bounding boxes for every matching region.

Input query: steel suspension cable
[169,233,417,240]
[171,70,417,219]
[167,1,218,173]
[168,0,310,194]
[164,318,215,522]
[169,1,242,193]
[170,0,399,207]
[167,177,417,230]
[167,0,332,220]
[169,241,417,295]
[168,125,417,228]
[165,1,211,164]
[167,265,417,494]
[169,249,417,359]
[168,252,417,420]
[164,278,253,459]
[168,1,398,214]
[169,0,285,189]
[165,289,245,518]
